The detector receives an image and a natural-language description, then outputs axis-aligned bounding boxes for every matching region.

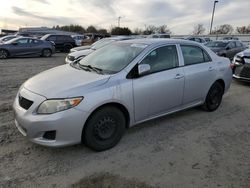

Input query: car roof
[118,38,202,46]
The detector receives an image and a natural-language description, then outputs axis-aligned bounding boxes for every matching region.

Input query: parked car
[204,37,212,43]
[147,33,170,38]
[13,39,232,151]
[71,35,85,46]
[185,36,207,44]
[232,49,250,82]
[205,40,246,59]
[41,34,76,52]
[65,36,136,64]
[0,35,17,44]
[81,33,110,46]
[0,37,55,59]
[223,36,239,40]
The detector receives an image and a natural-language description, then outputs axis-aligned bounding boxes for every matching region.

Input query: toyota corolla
[13,39,232,151]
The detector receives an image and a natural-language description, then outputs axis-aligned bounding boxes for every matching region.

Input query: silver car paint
[13,39,232,147]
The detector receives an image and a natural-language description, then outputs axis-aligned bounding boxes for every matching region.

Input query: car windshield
[205,41,228,47]
[91,39,115,50]
[5,38,19,44]
[79,42,147,74]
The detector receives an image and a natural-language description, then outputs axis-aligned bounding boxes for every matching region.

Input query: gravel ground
[0,54,249,188]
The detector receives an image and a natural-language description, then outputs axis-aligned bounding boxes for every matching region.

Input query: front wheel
[203,82,224,111]
[0,49,8,59]
[83,106,126,151]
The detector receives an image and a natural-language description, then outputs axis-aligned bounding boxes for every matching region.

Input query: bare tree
[236,25,250,34]
[156,25,171,34]
[133,28,143,35]
[193,24,206,35]
[212,24,234,34]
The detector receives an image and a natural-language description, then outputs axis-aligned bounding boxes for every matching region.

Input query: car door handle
[208,67,215,71]
[175,74,184,79]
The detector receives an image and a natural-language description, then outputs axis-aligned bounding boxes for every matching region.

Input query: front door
[132,45,184,122]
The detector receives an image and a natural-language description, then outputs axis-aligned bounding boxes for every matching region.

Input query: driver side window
[140,45,178,74]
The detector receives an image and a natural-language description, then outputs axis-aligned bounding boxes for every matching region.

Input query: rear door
[180,45,216,106]
[132,45,184,122]
[30,39,44,54]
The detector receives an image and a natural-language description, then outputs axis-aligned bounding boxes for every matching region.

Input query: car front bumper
[13,87,89,147]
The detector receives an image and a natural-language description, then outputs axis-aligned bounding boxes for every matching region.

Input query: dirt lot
[0,54,249,188]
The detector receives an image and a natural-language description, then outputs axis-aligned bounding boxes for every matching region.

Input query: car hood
[23,64,110,98]
[71,45,91,52]
[236,49,250,57]
[69,49,94,59]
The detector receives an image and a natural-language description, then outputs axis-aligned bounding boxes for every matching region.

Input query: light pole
[118,16,121,27]
[209,0,219,34]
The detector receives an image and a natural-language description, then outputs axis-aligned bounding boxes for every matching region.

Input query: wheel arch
[82,102,131,140]
[215,79,225,93]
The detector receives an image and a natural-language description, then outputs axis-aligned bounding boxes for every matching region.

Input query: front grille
[240,65,250,78]
[19,95,33,110]
[43,131,56,140]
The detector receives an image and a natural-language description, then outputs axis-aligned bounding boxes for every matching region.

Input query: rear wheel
[42,49,52,57]
[63,45,72,53]
[0,49,8,59]
[203,82,224,111]
[83,106,126,151]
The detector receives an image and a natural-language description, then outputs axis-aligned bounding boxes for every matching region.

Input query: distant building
[18,27,79,37]
[0,29,18,35]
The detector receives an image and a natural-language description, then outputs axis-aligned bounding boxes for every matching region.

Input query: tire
[203,82,224,111]
[83,106,126,151]
[0,49,8,59]
[42,49,52,57]
[63,45,72,53]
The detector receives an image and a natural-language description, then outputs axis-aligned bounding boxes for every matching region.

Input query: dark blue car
[0,37,55,59]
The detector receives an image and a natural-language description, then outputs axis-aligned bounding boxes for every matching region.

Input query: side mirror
[12,42,18,45]
[138,64,151,76]
[226,47,230,50]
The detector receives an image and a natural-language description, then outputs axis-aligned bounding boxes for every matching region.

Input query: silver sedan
[13,39,232,151]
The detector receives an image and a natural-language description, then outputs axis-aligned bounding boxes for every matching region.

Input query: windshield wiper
[78,64,103,74]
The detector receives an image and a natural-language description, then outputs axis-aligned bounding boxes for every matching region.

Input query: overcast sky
[0,0,249,34]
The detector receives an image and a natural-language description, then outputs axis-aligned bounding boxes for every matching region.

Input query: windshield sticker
[130,44,148,48]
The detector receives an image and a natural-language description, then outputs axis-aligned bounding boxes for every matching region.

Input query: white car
[65,36,136,64]
[71,35,85,46]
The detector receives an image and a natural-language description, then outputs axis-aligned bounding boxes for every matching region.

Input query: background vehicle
[147,33,170,38]
[185,36,207,44]
[232,49,250,82]
[13,39,232,151]
[0,35,17,44]
[65,36,136,63]
[81,33,110,46]
[41,34,76,52]
[71,35,85,46]
[223,36,239,40]
[205,40,246,59]
[0,37,55,59]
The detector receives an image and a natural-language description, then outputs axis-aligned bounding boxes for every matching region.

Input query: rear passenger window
[181,45,211,66]
[141,45,179,73]
[47,36,56,41]
[236,41,243,47]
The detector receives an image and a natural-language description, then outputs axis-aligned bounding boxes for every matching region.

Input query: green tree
[111,27,132,35]
[86,25,98,33]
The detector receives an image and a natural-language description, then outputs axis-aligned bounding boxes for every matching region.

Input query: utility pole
[209,0,219,34]
[118,16,121,27]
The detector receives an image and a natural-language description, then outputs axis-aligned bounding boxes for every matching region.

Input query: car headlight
[37,97,83,114]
